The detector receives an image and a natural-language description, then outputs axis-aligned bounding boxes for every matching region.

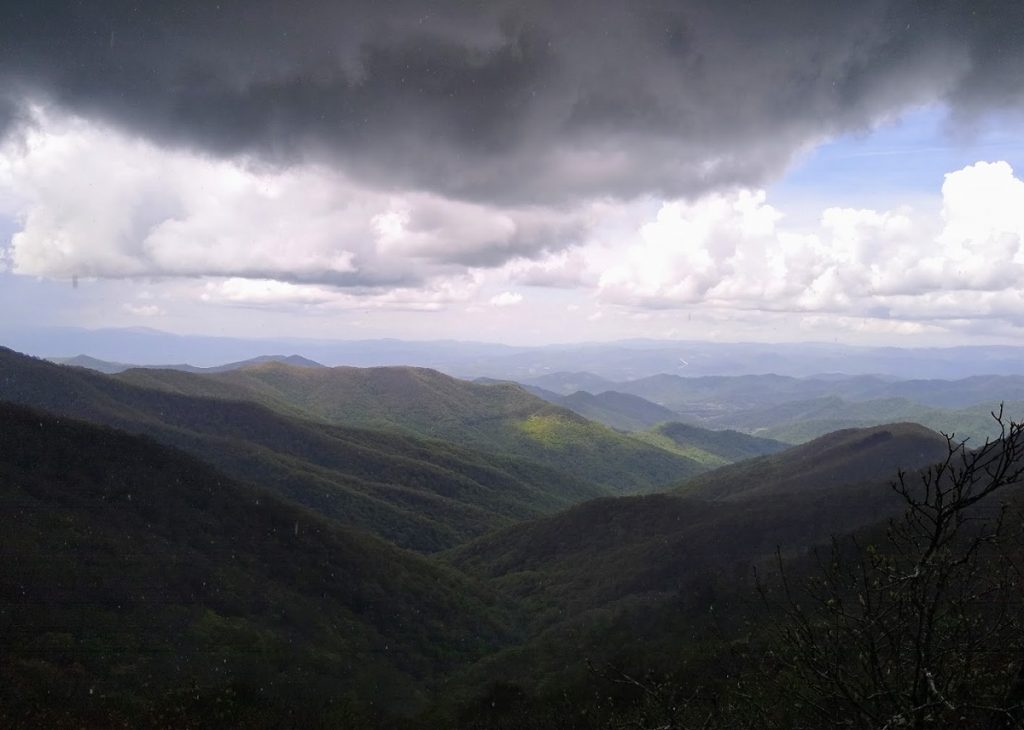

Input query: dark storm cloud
[1,0,1022,203]
[0,94,25,139]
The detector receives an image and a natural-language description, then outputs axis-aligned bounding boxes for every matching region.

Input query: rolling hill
[48,354,144,374]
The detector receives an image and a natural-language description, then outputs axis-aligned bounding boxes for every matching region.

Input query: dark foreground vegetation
[2,347,1024,728]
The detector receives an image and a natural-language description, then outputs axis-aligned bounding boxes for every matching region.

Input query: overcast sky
[2,1,1024,346]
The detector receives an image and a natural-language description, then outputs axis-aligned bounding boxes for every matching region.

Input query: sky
[1,1,1024,347]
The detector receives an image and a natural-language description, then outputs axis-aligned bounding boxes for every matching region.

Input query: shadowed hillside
[446,484,906,635]
[448,424,948,634]
[676,423,950,501]
[0,403,506,726]
[434,421,1024,728]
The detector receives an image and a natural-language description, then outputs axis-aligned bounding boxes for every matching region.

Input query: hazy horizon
[10,325,1024,381]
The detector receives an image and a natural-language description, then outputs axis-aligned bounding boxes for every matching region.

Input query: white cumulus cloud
[122,302,164,317]
[0,107,580,292]
[591,161,1024,328]
[489,291,523,307]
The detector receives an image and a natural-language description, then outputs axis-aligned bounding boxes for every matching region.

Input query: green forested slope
[119,363,705,493]
[0,348,604,551]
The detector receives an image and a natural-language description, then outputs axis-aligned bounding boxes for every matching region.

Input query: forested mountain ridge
[115,361,706,493]
[473,378,792,465]
[0,347,606,551]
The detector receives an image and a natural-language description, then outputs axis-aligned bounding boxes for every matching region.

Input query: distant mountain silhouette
[50,352,325,374]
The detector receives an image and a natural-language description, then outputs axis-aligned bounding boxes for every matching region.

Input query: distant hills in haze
[13,325,1024,379]
[47,343,1024,447]
[52,352,325,374]
[522,370,1024,412]
[516,370,1024,445]
[58,350,1024,446]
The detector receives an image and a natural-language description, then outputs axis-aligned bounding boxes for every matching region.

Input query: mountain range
[3,343,1022,727]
